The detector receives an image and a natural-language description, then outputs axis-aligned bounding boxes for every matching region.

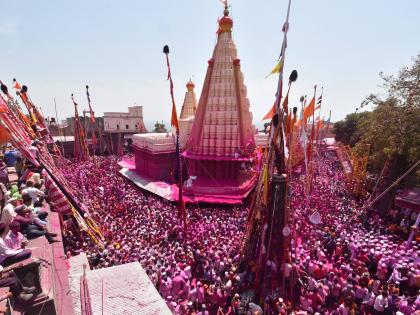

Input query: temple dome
[186,80,195,91]
[219,8,233,33]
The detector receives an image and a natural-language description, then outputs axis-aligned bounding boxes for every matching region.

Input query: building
[103,106,147,153]
[103,106,146,134]
[182,5,257,203]
[131,133,177,182]
[179,80,197,149]
[127,6,258,204]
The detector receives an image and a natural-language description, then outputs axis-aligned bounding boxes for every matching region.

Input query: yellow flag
[265,58,283,78]
[262,165,269,206]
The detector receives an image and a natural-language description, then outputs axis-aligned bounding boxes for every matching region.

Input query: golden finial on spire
[220,0,229,16]
[218,0,233,33]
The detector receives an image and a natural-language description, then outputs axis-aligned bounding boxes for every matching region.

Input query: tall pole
[308,85,317,194]
[54,97,65,155]
[163,44,187,230]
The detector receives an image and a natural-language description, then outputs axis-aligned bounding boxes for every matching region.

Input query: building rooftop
[132,133,176,153]
[83,262,172,315]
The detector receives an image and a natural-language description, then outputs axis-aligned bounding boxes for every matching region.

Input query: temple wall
[132,145,176,182]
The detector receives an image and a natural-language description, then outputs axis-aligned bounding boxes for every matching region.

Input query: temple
[179,80,197,149]
[182,5,256,202]
[125,6,258,204]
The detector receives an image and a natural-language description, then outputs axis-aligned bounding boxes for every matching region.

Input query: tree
[333,112,371,146]
[356,55,420,173]
[153,121,167,133]
[334,54,420,175]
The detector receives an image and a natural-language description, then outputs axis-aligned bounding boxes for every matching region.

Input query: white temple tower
[179,80,197,149]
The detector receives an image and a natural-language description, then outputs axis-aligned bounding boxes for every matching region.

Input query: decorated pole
[71,94,90,161]
[85,85,97,155]
[163,45,187,230]
[240,0,299,297]
[315,87,323,148]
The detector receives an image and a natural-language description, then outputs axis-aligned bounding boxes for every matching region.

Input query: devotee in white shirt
[21,181,44,204]
[374,291,388,312]
[0,198,19,236]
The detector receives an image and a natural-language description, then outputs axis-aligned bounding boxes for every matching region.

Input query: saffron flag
[262,90,289,120]
[0,96,8,113]
[165,52,179,130]
[282,90,289,113]
[285,112,292,136]
[0,125,11,144]
[265,58,283,78]
[171,101,179,129]
[86,87,95,123]
[317,119,323,130]
[292,110,298,127]
[13,80,21,90]
[262,102,276,120]
[303,96,315,122]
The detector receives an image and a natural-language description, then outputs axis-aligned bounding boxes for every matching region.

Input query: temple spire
[179,80,197,119]
[187,5,254,157]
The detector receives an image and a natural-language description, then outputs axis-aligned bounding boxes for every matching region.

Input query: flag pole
[163,45,187,231]
[54,97,65,155]
[308,85,317,193]
[86,85,97,156]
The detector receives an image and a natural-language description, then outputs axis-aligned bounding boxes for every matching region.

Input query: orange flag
[292,112,297,126]
[13,81,21,90]
[285,112,292,135]
[171,102,179,130]
[303,96,315,122]
[262,92,289,121]
[317,119,323,130]
[282,91,289,113]
[0,96,8,113]
[0,125,11,144]
[262,102,276,120]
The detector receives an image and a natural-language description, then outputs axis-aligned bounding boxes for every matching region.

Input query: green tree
[356,55,420,173]
[334,54,420,175]
[153,121,167,133]
[333,111,371,146]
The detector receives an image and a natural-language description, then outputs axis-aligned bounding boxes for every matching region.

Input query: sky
[1,0,419,130]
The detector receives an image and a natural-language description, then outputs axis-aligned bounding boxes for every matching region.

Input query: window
[117,124,120,130]
[126,124,129,129]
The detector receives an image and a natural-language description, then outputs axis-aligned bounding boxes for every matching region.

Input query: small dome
[218,8,233,33]
[186,80,195,91]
